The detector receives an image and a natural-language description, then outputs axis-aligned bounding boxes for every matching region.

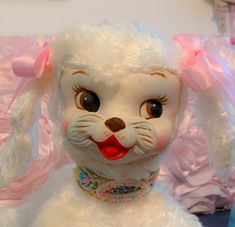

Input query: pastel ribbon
[173,35,235,108]
[5,43,52,113]
[12,43,51,78]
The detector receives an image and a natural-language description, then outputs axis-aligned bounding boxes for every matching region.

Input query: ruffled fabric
[0,36,71,205]
[159,100,235,214]
[0,35,234,213]
[160,35,235,214]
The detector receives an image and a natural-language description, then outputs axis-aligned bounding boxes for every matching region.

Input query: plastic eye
[140,99,163,119]
[75,90,100,112]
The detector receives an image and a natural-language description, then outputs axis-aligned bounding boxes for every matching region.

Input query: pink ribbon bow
[173,35,235,108]
[12,42,51,78]
[5,43,52,113]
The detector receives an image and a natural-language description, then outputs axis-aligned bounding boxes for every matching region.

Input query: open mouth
[91,135,130,160]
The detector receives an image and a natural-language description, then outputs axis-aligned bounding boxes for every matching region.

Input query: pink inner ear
[63,120,71,133]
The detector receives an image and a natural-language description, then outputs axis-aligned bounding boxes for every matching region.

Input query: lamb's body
[0,166,202,227]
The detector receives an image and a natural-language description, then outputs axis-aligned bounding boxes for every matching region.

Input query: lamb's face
[54,24,181,165]
[61,65,181,165]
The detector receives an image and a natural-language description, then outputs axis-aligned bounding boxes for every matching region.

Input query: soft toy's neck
[67,144,169,202]
[72,149,166,181]
[74,166,159,203]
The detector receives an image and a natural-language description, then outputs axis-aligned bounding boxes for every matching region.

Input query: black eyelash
[156,95,168,105]
[73,85,168,106]
[72,84,86,93]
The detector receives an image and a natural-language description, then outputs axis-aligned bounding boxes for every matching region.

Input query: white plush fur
[0,88,37,187]
[33,173,201,227]
[0,165,201,227]
[1,22,234,227]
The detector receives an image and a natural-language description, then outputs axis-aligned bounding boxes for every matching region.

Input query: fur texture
[0,23,234,227]
[0,166,202,227]
[33,171,201,227]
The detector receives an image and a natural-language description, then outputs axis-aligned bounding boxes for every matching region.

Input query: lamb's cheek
[155,136,171,153]
[63,120,71,134]
[152,118,174,154]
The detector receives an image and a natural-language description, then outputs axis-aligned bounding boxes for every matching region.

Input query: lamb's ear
[0,45,53,187]
[173,34,235,179]
[196,85,235,179]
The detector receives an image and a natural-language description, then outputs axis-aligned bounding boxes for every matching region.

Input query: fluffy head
[47,23,182,179]
[52,23,179,73]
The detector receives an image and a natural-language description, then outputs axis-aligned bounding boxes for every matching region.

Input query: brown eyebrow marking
[72,70,87,75]
[149,71,166,78]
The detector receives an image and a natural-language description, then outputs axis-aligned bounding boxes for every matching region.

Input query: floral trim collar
[74,166,159,203]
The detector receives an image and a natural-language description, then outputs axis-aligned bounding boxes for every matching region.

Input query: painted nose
[105,117,126,132]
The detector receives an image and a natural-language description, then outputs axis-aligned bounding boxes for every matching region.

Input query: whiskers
[67,114,103,148]
[130,121,156,155]
[67,115,156,156]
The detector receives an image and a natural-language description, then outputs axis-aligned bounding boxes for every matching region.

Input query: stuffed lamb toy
[0,23,235,227]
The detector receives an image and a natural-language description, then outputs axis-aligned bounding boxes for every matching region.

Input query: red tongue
[102,146,119,155]
[99,146,127,160]
[92,135,129,160]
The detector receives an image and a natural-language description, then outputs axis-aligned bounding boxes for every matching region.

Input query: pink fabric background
[0,36,71,205]
[0,36,234,213]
